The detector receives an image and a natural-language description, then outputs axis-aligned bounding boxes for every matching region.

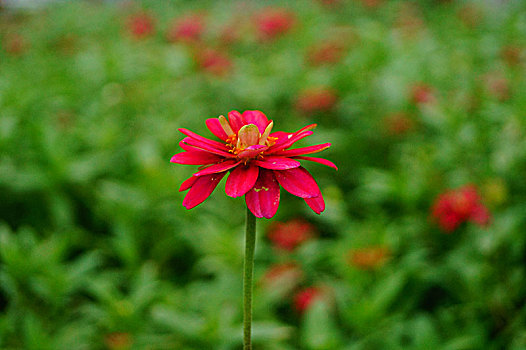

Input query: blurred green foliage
[1,0,526,349]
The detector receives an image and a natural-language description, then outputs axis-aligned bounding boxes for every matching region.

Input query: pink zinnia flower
[267,218,315,251]
[431,185,491,232]
[170,110,337,218]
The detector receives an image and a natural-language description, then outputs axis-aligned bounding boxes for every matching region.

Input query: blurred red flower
[306,41,346,66]
[267,218,316,251]
[254,7,295,41]
[383,112,415,136]
[348,246,390,270]
[195,48,233,76]
[166,14,205,44]
[126,12,155,40]
[410,83,436,105]
[432,185,491,232]
[3,33,29,55]
[293,287,323,314]
[105,332,133,350]
[500,45,523,67]
[483,72,510,101]
[296,87,338,115]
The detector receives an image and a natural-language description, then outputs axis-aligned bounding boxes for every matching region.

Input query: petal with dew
[273,167,320,198]
[225,165,259,197]
[171,150,222,165]
[254,156,300,170]
[305,193,325,214]
[293,156,338,170]
[228,110,245,133]
[246,169,280,219]
[179,128,229,151]
[268,131,314,153]
[242,110,270,133]
[183,172,226,209]
[206,118,229,141]
[192,159,241,177]
[275,143,331,157]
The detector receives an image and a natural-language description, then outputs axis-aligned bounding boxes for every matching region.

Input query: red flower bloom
[293,287,323,314]
[254,7,295,41]
[348,246,390,270]
[195,48,232,76]
[306,41,346,66]
[171,111,337,218]
[431,185,491,232]
[166,14,205,44]
[296,87,338,115]
[127,13,155,40]
[267,218,315,251]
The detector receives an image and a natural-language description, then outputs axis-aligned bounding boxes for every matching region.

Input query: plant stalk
[243,207,257,350]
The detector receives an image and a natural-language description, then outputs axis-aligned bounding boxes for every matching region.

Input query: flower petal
[228,110,245,133]
[237,144,268,158]
[305,193,325,214]
[192,159,241,177]
[242,110,270,133]
[179,176,197,192]
[181,137,235,158]
[268,131,314,153]
[246,169,280,219]
[206,118,229,141]
[225,165,259,197]
[170,151,222,165]
[182,172,226,209]
[275,143,331,157]
[237,124,260,149]
[273,167,320,198]
[293,156,338,170]
[254,156,300,170]
[179,128,229,151]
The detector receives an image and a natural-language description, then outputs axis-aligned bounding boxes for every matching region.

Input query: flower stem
[243,206,257,350]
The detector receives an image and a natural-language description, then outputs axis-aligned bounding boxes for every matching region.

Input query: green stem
[243,207,257,350]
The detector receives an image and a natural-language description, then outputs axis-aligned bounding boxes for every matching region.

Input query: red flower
[348,246,390,270]
[383,112,415,136]
[293,287,323,314]
[195,48,232,76]
[127,13,155,40]
[306,41,346,66]
[166,14,205,44]
[267,218,315,251]
[431,185,491,232]
[170,111,337,218]
[410,83,436,105]
[254,7,295,41]
[105,332,133,350]
[296,87,338,115]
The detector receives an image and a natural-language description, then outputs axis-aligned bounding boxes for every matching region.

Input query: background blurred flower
[410,83,437,105]
[166,14,205,44]
[254,7,295,41]
[261,262,303,293]
[293,287,323,314]
[126,12,155,40]
[3,33,28,55]
[296,87,338,115]
[348,246,390,270]
[194,47,233,76]
[306,40,346,66]
[267,218,316,251]
[382,112,415,136]
[432,185,491,232]
[483,72,510,101]
[104,332,133,350]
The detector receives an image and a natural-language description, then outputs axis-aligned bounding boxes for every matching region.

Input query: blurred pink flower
[105,332,133,350]
[170,111,336,218]
[432,185,491,232]
[410,83,437,105]
[296,87,338,115]
[348,246,390,270]
[293,287,323,314]
[267,218,315,251]
[195,48,232,76]
[166,14,205,44]
[254,7,295,41]
[126,12,155,40]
